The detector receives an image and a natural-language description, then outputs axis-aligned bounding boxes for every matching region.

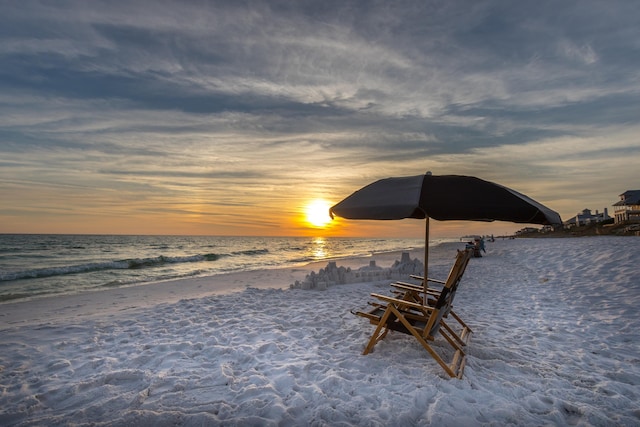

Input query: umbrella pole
[423,216,429,305]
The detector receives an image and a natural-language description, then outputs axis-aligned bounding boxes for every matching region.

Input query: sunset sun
[304,199,332,228]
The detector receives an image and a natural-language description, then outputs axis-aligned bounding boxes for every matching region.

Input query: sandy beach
[1,237,639,426]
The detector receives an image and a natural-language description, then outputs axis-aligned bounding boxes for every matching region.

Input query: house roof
[614,190,640,206]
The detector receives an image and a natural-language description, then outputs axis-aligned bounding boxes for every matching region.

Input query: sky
[1,0,639,238]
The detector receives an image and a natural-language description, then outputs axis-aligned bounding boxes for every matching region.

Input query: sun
[304,199,332,228]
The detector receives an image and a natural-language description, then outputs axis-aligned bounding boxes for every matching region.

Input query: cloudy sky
[1,0,639,237]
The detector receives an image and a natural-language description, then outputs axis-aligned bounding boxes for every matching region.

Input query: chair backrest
[425,249,473,337]
[439,249,472,309]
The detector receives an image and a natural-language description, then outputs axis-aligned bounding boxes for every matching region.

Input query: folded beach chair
[354,249,473,378]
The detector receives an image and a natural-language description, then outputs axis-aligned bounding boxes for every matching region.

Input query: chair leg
[387,305,458,378]
[360,302,468,378]
[441,320,467,347]
[442,310,472,348]
[438,326,468,378]
[450,310,472,334]
[363,306,393,355]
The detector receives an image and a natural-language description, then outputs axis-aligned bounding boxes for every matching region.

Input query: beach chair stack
[353,249,473,378]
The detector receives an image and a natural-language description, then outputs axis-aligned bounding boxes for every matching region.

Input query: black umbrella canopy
[330,173,562,226]
[330,173,561,305]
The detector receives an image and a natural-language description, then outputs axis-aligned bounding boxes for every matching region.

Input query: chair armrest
[394,280,421,289]
[391,282,440,297]
[370,293,434,311]
[410,274,446,285]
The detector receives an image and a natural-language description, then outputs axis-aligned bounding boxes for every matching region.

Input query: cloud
[1,0,639,235]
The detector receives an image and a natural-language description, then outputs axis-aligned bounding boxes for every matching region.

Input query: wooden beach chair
[392,248,473,321]
[354,249,473,378]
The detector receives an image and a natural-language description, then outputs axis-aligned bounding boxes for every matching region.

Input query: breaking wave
[0,252,239,282]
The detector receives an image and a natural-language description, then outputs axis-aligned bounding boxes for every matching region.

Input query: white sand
[1,237,639,426]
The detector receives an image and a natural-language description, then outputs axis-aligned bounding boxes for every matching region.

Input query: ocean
[0,234,432,303]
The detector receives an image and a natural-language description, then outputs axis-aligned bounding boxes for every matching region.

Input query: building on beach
[563,208,611,228]
[613,190,640,224]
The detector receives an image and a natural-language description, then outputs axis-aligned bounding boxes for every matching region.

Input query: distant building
[515,227,539,235]
[540,225,555,233]
[613,190,640,224]
[563,208,611,228]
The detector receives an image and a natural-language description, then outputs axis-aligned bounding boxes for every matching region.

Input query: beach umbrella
[329,172,562,303]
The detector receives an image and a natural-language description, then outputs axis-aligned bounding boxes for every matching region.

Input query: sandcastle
[290,252,424,291]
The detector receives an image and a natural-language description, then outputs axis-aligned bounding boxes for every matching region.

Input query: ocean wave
[231,249,270,256]
[0,253,222,282]
[0,236,425,302]
[0,291,41,302]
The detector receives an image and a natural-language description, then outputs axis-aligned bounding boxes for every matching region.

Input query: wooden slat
[410,274,446,285]
[370,293,431,310]
[391,282,441,296]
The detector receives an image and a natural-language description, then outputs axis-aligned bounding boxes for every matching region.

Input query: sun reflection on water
[311,237,328,259]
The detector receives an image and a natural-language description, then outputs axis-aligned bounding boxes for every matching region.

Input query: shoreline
[0,235,430,307]
[0,248,429,328]
[2,235,629,327]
